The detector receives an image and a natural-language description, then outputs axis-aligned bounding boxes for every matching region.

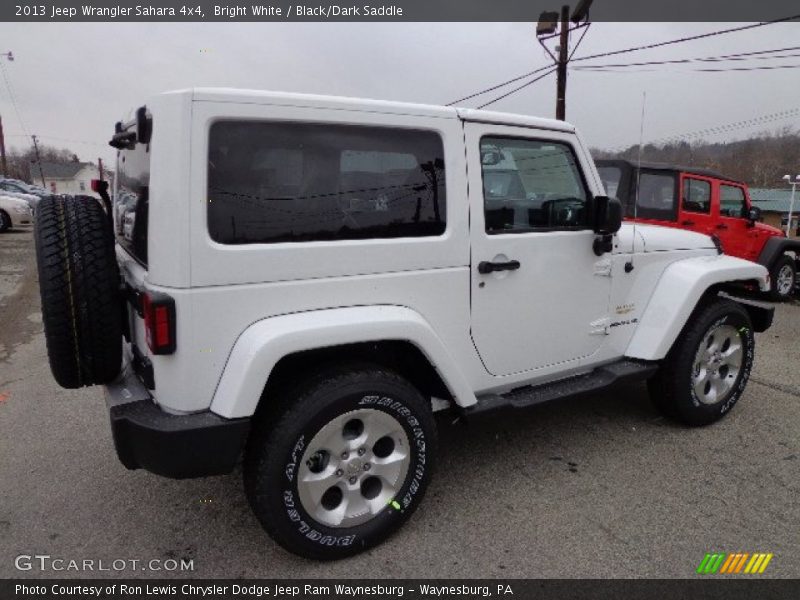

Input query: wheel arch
[209,305,477,419]
[757,236,800,269]
[625,255,770,361]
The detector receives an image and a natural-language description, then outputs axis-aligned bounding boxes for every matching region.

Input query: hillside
[592,128,800,188]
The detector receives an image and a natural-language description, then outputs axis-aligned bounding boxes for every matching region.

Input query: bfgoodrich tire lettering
[648,299,754,427]
[34,195,122,388]
[243,365,437,560]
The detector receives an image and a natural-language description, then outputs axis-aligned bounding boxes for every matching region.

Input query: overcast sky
[0,21,798,167]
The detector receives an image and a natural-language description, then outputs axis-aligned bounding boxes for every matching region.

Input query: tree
[592,127,800,188]
[3,143,80,183]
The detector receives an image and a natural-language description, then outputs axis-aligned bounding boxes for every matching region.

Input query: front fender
[757,236,800,268]
[209,305,477,419]
[625,255,769,361]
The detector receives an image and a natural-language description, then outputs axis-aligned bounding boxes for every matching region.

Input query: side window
[480,137,589,233]
[207,122,446,244]
[682,178,711,214]
[720,184,746,218]
[635,172,677,220]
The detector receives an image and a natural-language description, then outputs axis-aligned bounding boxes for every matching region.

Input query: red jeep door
[717,182,758,261]
[678,174,715,236]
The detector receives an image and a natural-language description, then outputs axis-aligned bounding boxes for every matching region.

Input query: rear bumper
[105,369,250,479]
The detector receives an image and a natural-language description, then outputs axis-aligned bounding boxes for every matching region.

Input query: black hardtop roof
[595,158,741,184]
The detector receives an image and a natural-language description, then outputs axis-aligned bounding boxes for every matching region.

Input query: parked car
[0,179,45,211]
[596,159,800,300]
[0,194,34,231]
[34,90,773,560]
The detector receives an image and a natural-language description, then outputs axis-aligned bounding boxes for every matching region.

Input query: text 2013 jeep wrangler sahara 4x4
[34,89,774,560]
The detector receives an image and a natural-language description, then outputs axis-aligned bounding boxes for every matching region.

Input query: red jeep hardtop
[596,159,799,300]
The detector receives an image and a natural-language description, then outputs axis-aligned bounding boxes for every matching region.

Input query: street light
[1,51,12,61]
[782,174,800,237]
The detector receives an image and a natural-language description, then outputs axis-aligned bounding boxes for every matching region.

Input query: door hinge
[589,316,610,335]
[593,258,613,277]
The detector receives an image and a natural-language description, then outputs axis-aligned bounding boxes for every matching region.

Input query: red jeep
[596,159,799,300]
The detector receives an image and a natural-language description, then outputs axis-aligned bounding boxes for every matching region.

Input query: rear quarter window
[635,172,677,221]
[207,121,447,244]
[115,133,150,265]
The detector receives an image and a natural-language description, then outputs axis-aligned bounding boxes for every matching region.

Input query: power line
[476,68,557,110]
[577,63,800,74]
[0,60,28,137]
[445,17,800,107]
[445,65,553,106]
[4,132,108,148]
[600,107,800,153]
[572,45,800,70]
[571,16,800,63]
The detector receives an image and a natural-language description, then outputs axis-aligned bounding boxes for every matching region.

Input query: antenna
[627,91,647,272]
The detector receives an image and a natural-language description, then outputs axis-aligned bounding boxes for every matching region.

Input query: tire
[648,299,754,427]
[244,364,437,560]
[34,195,122,389]
[0,210,10,232]
[769,255,796,301]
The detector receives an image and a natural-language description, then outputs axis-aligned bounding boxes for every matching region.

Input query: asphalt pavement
[1,228,797,579]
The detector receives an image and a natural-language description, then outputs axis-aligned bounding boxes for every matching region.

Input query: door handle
[716,223,728,230]
[478,260,521,274]
[681,220,695,226]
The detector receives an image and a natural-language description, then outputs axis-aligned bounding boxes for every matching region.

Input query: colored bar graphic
[697,552,773,575]
[734,553,749,573]
[758,554,774,573]
[720,553,737,574]
[697,554,711,574]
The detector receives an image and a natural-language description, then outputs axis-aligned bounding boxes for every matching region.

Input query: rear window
[115,128,150,265]
[207,121,446,244]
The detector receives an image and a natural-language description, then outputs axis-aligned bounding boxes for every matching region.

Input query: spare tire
[34,194,122,388]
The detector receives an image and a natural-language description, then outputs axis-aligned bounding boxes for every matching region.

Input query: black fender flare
[757,236,800,269]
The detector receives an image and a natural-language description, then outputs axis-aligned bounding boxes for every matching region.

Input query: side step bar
[463,359,659,418]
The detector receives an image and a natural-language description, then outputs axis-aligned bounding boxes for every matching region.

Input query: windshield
[115,123,150,265]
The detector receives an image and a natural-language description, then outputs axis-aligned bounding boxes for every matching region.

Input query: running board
[463,359,659,418]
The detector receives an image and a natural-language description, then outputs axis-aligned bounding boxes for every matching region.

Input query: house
[32,161,113,197]
[749,188,799,237]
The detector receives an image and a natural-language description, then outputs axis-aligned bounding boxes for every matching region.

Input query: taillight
[142,292,176,355]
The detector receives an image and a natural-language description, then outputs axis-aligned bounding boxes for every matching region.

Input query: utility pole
[536,0,592,121]
[98,157,104,181]
[31,134,45,187]
[555,5,570,121]
[0,115,7,177]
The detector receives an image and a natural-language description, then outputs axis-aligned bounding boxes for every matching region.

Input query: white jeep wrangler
[34,89,774,560]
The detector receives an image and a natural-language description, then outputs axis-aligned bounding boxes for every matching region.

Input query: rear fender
[625,255,769,361]
[209,305,477,419]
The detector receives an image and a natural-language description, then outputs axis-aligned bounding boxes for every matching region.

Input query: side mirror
[593,195,623,235]
[592,196,622,256]
[747,206,762,224]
